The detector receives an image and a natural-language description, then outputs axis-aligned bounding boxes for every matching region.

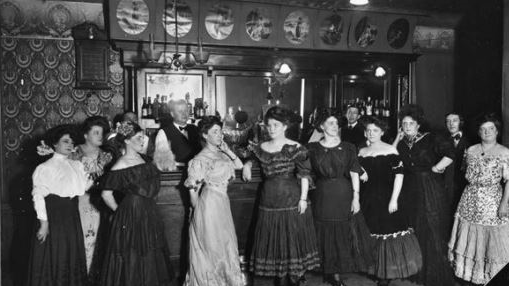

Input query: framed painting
[348,12,385,52]
[277,6,316,49]
[144,73,203,108]
[313,10,351,51]
[154,0,199,44]
[382,15,416,53]
[238,2,280,47]
[199,0,241,46]
[108,0,156,41]
[413,26,455,51]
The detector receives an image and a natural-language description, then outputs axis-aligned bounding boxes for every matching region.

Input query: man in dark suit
[341,105,365,148]
[444,112,470,213]
[153,99,201,171]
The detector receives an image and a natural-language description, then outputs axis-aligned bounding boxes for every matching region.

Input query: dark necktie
[452,134,461,141]
[178,125,187,131]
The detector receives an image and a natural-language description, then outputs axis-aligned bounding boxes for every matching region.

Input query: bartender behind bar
[153,99,202,171]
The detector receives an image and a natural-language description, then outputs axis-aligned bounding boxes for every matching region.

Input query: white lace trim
[370,228,414,240]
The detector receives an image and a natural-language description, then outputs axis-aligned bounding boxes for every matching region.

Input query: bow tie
[178,125,187,131]
[452,134,461,141]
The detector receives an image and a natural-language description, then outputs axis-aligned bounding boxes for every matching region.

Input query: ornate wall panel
[0,37,124,201]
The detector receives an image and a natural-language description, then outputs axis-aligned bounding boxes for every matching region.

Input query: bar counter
[156,167,263,267]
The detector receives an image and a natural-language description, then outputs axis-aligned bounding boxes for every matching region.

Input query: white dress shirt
[32,153,92,221]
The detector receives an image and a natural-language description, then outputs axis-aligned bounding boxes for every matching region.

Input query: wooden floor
[251,273,422,286]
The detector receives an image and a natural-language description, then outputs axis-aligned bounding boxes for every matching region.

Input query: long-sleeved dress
[70,147,112,283]
[308,141,374,274]
[397,132,455,286]
[184,148,243,286]
[359,153,422,279]
[249,144,320,278]
[448,151,509,284]
[27,153,91,286]
[100,160,173,286]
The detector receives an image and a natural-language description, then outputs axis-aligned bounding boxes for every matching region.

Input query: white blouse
[32,153,92,221]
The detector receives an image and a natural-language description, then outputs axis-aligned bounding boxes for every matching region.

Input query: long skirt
[249,177,320,278]
[403,171,454,286]
[185,186,243,286]
[26,195,87,286]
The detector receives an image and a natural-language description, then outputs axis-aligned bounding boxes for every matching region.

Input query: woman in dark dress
[307,108,374,286]
[243,106,320,286]
[100,121,173,286]
[392,105,454,286]
[358,116,422,286]
[27,124,92,286]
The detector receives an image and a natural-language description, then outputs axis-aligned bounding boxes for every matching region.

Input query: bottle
[365,96,373,116]
[141,97,148,118]
[147,97,153,118]
[160,95,168,116]
[185,92,193,118]
[373,99,380,116]
[153,94,160,122]
[384,100,391,117]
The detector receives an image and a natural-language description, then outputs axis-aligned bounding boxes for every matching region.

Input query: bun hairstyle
[314,107,343,132]
[398,104,425,125]
[198,116,223,138]
[264,106,300,126]
[78,116,110,144]
[114,121,142,148]
[45,124,78,149]
[362,115,388,133]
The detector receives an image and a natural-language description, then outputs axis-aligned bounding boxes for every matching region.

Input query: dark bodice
[359,154,404,195]
[397,133,455,173]
[251,143,312,181]
[307,141,362,179]
[102,162,161,199]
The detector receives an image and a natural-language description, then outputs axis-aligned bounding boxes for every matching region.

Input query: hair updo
[398,104,425,125]
[45,124,78,149]
[264,106,298,126]
[114,121,142,148]
[362,115,388,133]
[476,113,501,134]
[197,116,223,138]
[314,107,343,132]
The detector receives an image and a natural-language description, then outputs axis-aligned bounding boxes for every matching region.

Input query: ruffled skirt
[369,228,422,279]
[448,215,509,285]
[249,205,320,277]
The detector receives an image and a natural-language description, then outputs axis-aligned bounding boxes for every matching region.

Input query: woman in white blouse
[26,125,92,286]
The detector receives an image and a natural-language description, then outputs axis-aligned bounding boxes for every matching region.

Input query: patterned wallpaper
[0,37,124,201]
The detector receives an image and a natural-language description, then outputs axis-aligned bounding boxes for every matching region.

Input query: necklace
[481,143,497,156]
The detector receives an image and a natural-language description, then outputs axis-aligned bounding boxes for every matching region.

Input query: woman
[27,124,92,286]
[100,121,173,286]
[70,116,113,283]
[393,104,454,286]
[358,116,422,286]
[448,114,509,285]
[184,116,244,285]
[307,108,374,286]
[243,106,320,286]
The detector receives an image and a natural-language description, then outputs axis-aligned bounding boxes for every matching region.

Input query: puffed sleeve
[433,133,455,160]
[346,143,363,174]
[185,158,207,189]
[31,165,52,221]
[391,154,404,175]
[295,147,314,188]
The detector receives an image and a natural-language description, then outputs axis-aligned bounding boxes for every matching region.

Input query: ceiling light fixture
[350,0,369,6]
[278,63,292,75]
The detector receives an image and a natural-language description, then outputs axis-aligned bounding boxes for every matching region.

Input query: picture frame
[199,0,241,46]
[238,2,281,47]
[108,0,156,41]
[154,0,199,44]
[313,10,351,51]
[277,6,316,49]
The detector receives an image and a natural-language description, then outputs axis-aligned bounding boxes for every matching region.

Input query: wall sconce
[273,60,294,85]
[350,0,369,5]
[374,66,387,78]
[278,63,292,75]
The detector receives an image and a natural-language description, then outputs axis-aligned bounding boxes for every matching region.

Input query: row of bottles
[344,97,391,118]
[141,94,207,121]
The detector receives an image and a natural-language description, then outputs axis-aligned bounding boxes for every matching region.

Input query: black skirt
[26,195,87,286]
